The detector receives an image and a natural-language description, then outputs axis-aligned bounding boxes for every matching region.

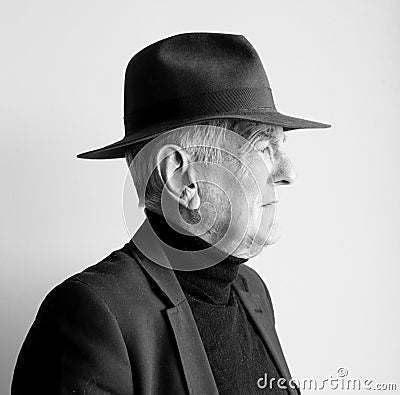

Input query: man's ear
[156,144,201,210]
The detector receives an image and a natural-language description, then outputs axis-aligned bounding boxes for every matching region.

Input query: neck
[145,208,248,305]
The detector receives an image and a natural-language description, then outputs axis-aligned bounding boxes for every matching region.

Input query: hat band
[124,87,275,134]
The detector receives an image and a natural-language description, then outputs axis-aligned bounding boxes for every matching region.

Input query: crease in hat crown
[77,32,330,160]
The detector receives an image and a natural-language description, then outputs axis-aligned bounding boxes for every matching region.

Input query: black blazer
[12,220,299,394]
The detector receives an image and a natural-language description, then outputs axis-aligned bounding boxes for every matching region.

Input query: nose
[272,152,297,185]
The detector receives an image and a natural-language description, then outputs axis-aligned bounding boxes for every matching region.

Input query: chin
[264,222,281,245]
[265,235,280,246]
[232,223,282,259]
[252,222,282,251]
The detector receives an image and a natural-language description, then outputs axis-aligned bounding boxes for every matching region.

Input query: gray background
[1,0,399,392]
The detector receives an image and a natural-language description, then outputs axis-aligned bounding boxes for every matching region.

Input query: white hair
[125,119,280,214]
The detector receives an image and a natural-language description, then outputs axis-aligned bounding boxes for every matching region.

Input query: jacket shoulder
[67,242,151,300]
[47,242,165,327]
[12,252,135,394]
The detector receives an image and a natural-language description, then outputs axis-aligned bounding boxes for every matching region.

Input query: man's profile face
[196,126,296,258]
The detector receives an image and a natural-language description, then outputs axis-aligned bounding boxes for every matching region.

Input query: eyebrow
[253,129,286,144]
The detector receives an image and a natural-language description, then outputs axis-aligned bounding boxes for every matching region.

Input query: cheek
[246,158,272,199]
[260,204,275,224]
[249,194,276,237]
[257,205,276,242]
[229,172,265,229]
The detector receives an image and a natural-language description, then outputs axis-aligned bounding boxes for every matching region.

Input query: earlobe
[180,182,200,210]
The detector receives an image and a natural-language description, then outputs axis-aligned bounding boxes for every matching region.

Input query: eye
[260,144,273,158]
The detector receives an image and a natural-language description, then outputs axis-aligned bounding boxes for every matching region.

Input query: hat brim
[77,111,331,160]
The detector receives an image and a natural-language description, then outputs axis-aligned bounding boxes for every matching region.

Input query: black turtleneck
[145,209,288,395]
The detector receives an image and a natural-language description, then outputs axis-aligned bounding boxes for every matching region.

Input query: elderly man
[12,33,329,394]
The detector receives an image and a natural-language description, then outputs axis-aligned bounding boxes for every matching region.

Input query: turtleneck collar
[145,208,248,305]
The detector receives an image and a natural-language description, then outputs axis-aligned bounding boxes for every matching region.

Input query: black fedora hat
[77,32,330,160]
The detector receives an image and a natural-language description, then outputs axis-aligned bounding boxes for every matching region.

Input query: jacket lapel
[166,304,219,395]
[129,220,219,395]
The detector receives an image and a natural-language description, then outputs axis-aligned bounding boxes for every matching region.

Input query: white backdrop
[1,0,399,393]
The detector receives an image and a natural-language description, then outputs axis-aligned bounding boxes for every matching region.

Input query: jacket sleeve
[12,279,134,395]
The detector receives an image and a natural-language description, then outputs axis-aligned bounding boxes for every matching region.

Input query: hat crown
[124,33,273,117]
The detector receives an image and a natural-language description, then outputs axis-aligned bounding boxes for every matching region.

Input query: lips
[262,200,279,206]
